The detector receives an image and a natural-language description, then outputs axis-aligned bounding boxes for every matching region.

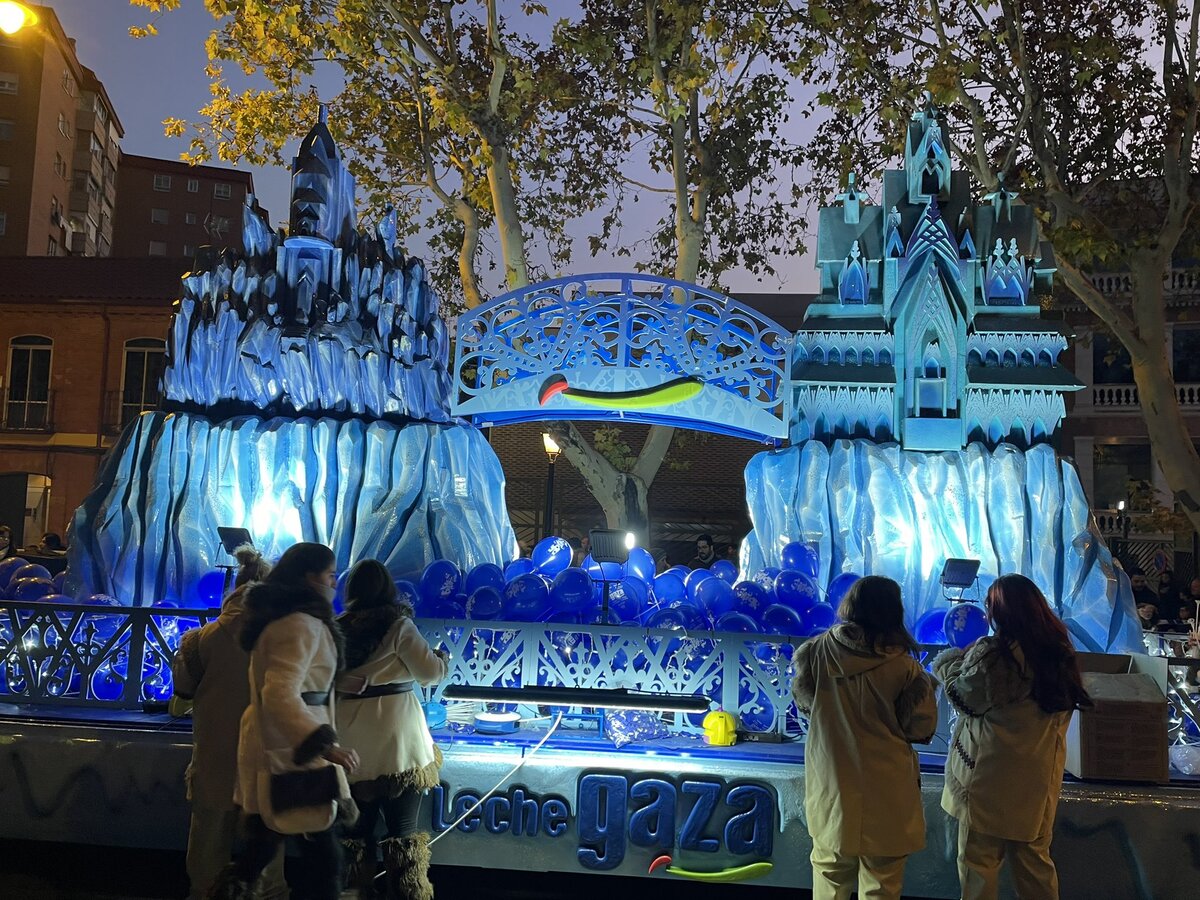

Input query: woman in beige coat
[172,546,286,900]
[792,575,938,900]
[933,574,1091,900]
[211,542,360,900]
[336,560,448,900]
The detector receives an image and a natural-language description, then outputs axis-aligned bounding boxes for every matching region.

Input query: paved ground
[0,841,806,899]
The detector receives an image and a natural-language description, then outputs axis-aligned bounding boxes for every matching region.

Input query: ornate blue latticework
[452,274,793,441]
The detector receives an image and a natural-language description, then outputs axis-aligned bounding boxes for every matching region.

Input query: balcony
[1089,267,1200,297]
[1090,383,1200,411]
[103,391,156,434]
[1,390,56,432]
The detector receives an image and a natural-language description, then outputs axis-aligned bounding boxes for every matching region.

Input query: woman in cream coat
[336,560,448,900]
[792,575,938,900]
[212,542,359,900]
[933,574,1090,900]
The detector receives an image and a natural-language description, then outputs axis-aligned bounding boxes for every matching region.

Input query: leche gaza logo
[431,772,775,870]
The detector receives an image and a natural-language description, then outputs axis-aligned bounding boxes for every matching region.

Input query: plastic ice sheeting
[740,439,1142,653]
[66,412,518,606]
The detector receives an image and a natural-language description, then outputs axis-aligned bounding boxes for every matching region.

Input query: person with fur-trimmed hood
[933,574,1091,900]
[336,559,448,900]
[172,545,287,900]
[791,575,938,900]
[210,542,360,900]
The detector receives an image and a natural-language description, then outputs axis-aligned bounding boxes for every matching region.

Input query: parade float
[0,104,1196,898]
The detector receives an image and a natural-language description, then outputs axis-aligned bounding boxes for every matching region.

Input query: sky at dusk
[42,0,819,294]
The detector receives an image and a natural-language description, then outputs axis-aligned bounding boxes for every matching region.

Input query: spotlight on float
[940,557,981,603]
[217,526,255,594]
[590,528,631,624]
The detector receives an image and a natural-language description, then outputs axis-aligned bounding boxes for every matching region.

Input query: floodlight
[940,558,981,589]
[441,683,710,715]
[624,532,636,550]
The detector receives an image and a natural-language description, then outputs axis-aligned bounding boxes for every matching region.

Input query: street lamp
[0,2,37,36]
[1115,499,1131,562]
[541,432,561,540]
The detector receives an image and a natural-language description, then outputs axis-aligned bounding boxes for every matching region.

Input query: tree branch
[631,425,676,485]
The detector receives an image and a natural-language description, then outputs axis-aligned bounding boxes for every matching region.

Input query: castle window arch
[967,349,983,367]
[1002,350,1017,368]
[862,348,875,365]
[845,348,858,365]
[828,348,841,365]
[1020,349,1036,367]
[985,349,1000,367]
[878,348,892,366]
[1038,349,1054,367]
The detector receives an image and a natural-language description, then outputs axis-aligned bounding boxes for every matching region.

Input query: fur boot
[341,838,376,898]
[206,865,260,900]
[381,834,433,900]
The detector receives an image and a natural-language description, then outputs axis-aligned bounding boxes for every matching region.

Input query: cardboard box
[1065,652,1169,784]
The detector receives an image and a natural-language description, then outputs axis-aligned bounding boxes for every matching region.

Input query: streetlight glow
[541,432,561,461]
[0,2,37,36]
[624,532,636,550]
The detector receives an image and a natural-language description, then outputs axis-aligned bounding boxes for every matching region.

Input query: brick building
[112,154,256,259]
[0,5,122,258]
[0,256,184,546]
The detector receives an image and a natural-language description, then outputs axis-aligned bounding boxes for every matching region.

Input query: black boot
[206,864,260,900]
[380,835,432,900]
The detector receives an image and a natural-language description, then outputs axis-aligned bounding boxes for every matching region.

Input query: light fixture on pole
[541,432,560,540]
[0,2,37,36]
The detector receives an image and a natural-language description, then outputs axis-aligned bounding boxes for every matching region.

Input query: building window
[61,70,75,96]
[150,208,169,225]
[57,112,70,138]
[0,72,16,94]
[90,133,103,160]
[187,178,199,193]
[148,240,168,257]
[54,153,67,179]
[213,182,232,200]
[1092,332,1133,385]
[0,165,9,187]
[184,212,198,225]
[209,215,231,235]
[1174,326,1200,384]
[120,338,166,426]
[5,336,52,430]
[182,242,196,258]
[47,237,57,256]
[153,174,172,192]
[0,211,6,235]
[1093,443,1152,511]
[0,119,13,141]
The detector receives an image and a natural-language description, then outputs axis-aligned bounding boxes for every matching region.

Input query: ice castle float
[68,111,516,605]
[739,100,1141,653]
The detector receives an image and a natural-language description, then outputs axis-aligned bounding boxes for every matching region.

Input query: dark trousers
[351,788,424,861]
[234,814,342,900]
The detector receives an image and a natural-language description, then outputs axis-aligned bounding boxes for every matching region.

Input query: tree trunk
[453,197,485,308]
[481,139,529,289]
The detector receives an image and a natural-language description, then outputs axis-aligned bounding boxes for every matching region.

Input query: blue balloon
[623,547,656,584]
[753,566,782,592]
[500,577,545,620]
[781,541,819,578]
[196,570,226,607]
[647,607,691,630]
[943,604,989,648]
[710,559,738,585]
[761,603,804,636]
[733,580,771,617]
[582,554,623,583]
[12,563,52,585]
[426,596,466,619]
[86,593,121,606]
[685,568,715,603]
[394,580,419,608]
[915,608,948,644]
[504,557,536,581]
[419,560,462,607]
[826,572,862,608]
[550,567,593,613]
[532,536,574,577]
[42,593,71,604]
[774,569,819,613]
[466,563,505,596]
[652,571,686,605]
[801,603,837,636]
[715,611,761,634]
[608,577,648,621]
[11,577,54,602]
[0,557,28,590]
[51,571,67,593]
[695,577,737,619]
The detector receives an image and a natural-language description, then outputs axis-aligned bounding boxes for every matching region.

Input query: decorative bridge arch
[450,274,794,442]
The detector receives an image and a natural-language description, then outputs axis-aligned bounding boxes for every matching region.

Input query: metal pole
[542,458,556,540]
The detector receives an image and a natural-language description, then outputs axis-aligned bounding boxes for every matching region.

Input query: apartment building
[0,5,122,258]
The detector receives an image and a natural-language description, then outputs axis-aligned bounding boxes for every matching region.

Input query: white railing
[1089,268,1200,296]
[1090,383,1200,410]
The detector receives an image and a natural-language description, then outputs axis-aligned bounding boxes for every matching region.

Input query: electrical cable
[427,709,564,847]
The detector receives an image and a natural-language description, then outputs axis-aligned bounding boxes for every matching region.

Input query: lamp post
[541,432,561,540]
[1115,499,1131,563]
[0,2,37,35]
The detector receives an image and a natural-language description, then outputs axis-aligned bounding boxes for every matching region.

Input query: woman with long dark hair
[792,575,938,900]
[212,542,359,900]
[336,559,448,899]
[933,574,1091,900]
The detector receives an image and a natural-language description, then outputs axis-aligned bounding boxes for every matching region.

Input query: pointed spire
[836,172,862,224]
